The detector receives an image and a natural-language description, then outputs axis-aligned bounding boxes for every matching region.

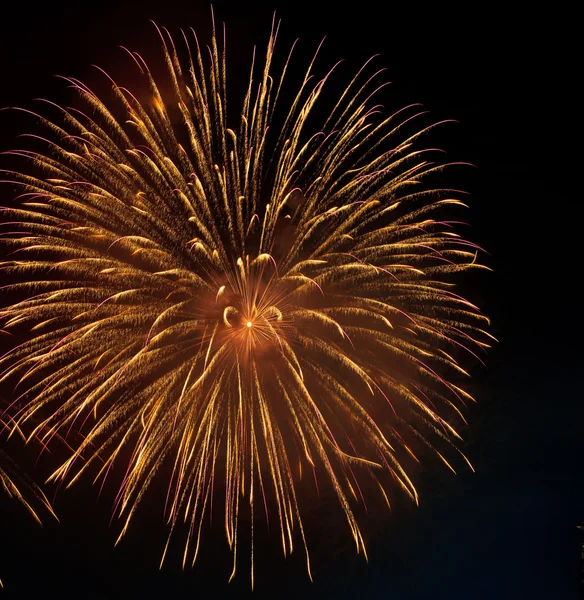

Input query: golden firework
[0,15,492,585]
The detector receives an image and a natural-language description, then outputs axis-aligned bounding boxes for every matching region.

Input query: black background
[0,1,580,598]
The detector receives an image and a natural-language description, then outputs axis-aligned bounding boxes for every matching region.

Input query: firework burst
[0,14,492,585]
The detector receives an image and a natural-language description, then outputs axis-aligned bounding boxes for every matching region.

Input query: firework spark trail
[0,419,58,587]
[0,14,492,585]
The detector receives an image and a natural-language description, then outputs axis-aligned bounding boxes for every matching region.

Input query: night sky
[0,2,579,598]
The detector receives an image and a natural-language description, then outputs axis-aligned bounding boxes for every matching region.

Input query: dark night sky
[0,1,580,598]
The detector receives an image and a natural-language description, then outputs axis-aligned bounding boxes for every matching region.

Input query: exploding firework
[0,14,492,584]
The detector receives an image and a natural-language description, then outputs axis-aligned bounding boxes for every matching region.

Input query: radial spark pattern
[0,18,491,583]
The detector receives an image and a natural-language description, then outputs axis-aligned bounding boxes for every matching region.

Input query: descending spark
[0,420,58,587]
[0,14,492,585]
